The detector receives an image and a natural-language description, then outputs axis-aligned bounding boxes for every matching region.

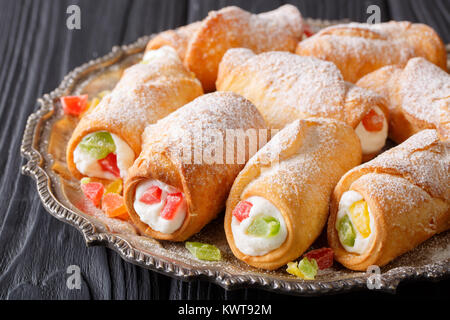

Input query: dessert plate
[20,19,450,295]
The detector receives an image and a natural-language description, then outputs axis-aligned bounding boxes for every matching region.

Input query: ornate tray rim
[20,18,450,296]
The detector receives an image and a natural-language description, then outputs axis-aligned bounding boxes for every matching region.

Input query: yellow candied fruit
[98,90,111,99]
[286,262,305,279]
[350,200,371,238]
[105,179,123,194]
[90,97,100,109]
[81,98,100,117]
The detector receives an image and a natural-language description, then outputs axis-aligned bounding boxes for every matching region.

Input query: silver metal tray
[20,19,450,296]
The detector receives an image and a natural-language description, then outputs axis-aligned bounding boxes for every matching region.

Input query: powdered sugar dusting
[399,57,450,125]
[357,129,449,200]
[218,50,348,127]
[354,172,431,217]
[142,91,266,162]
[300,34,415,71]
[297,21,441,82]
[244,118,359,203]
[85,52,183,129]
[81,46,202,149]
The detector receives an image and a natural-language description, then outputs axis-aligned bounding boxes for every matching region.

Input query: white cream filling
[355,106,388,155]
[133,179,187,234]
[74,132,135,180]
[336,190,375,254]
[142,46,179,64]
[231,196,287,256]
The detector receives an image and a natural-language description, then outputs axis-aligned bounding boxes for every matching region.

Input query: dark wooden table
[0,0,448,300]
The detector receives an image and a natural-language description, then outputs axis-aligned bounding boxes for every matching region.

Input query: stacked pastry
[225,118,361,269]
[124,92,267,241]
[328,129,449,270]
[357,57,450,142]
[296,21,447,82]
[216,49,389,160]
[62,4,450,274]
[66,46,203,180]
[146,5,304,91]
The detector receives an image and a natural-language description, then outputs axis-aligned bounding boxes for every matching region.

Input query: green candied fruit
[79,132,116,160]
[246,215,280,238]
[185,242,221,261]
[298,257,318,280]
[337,215,356,247]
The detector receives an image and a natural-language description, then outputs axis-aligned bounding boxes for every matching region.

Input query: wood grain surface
[0,0,448,300]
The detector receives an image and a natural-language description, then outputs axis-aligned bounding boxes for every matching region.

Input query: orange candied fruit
[362,109,384,132]
[102,193,129,220]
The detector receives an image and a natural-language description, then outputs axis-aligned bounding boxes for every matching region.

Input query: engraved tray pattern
[20,19,450,295]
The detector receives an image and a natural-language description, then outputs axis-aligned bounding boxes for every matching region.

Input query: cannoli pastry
[145,5,303,92]
[145,22,201,61]
[124,92,267,241]
[296,21,447,83]
[357,57,450,143]
[328,129,449,271]
[66,46,203,180]
[216,48,389,160]
[224,118,362,270]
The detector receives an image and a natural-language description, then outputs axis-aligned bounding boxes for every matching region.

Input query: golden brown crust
[357,57,450,144]
[217,49,388,130]
[328,129,450,271]
[145,22,201,60]
[224,118,362,270]
[296,21,447,83]
[66,49,203,179]
[124,92,267,241]
[217,49,388,160]
[184,5,303,91]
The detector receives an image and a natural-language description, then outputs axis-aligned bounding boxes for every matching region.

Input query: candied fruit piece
[362,109,384,132]
[232,200,252,222]
[304,247,334,270]
[83,97,100,115]
[185,242,221,261]
[98,153,120,178]
[246,215,280,238]
[160,192,183,220]
[80,177,91,185]
[139,185,162,205]
[98,90,111,99]
[102,193,128,219]
[286,262,304,278]
[81,182,104,207]
[298,257,318,280]
[337,215,356,247]
[350,200,371,238]
[79,132,116,160]
[105,179,123,194]
[303,24,314,37]
[61,95,88,116]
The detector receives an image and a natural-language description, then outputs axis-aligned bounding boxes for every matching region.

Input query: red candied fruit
[61,95,88,116]
[304,247,334,270]
[160,192,183,220]
[140,185,162,205]
[98,153,120,177]
[232,201,253,222]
